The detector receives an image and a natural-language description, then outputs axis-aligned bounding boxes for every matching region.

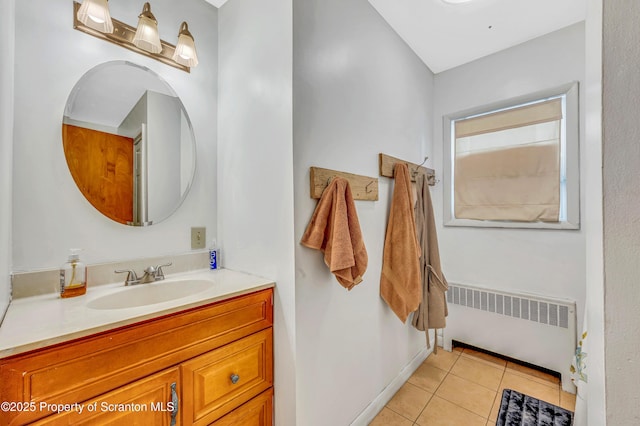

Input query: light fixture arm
[178,22,194,40]
[139,2,157,23]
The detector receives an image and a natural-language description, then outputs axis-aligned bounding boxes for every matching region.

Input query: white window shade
[453,98,563,222]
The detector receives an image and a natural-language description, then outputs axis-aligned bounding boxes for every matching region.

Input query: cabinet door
[211,388,273,426]
[182,328,273,425]
[33,368,180,426]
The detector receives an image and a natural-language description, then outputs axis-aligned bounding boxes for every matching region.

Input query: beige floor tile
[498,371,559,406]
[435,374,496,418]
[506,361,560,386]
[424,348,460,372]
[450,355,505,391]
[415,395,487,426]
[461,348,507,368]
[369,407,414,426]
[489,391,504,422]
[452,346,464,354]
[408,363,448,393]
[386,382,433,422]
[560,390,577,411]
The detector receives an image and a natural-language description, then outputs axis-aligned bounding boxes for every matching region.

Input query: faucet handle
[115,269,138,286]
[154,263,172,280]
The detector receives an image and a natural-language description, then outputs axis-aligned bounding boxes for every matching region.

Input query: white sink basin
[87,279,213,310]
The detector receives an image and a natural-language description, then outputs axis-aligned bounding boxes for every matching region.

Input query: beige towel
[380,163,422,322]
[412,172,448,347]
[301,177,368,290]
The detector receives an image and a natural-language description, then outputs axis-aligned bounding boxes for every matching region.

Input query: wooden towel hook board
[310,167,379,201]
[378,153,437,186]
[325,177,376,191]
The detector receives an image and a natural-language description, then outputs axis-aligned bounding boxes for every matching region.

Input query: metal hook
[410,157,429,177]
[365,180,375,193]
[427,174,440,186]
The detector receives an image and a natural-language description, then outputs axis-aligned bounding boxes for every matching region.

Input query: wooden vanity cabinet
[211,389,273,426]
[33,367,181,426]
[182,328,273,425]
[0,288,274,426]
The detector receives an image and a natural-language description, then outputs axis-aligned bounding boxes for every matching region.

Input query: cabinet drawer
[211,388,273,426]
[33,367,180,426]
[182,328,273,425]
[0,288,273,425]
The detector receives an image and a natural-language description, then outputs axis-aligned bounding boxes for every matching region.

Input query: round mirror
[62,61,196,226]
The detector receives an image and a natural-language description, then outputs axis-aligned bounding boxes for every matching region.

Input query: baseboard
[350,340,434,426]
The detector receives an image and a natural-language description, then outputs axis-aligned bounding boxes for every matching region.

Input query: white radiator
[443,283,577,392]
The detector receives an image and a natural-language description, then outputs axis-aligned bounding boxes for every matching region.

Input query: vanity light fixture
[73,1,198,73]
[172,22,199,68]
[132,2,162,54]
[76,0,113,33]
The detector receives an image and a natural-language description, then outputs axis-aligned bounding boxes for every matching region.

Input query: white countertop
[0,268,275,358]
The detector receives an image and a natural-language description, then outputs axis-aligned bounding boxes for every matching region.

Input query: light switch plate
[191,227,206,249]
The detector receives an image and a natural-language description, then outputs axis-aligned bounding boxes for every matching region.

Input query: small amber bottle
[60,249,87,298]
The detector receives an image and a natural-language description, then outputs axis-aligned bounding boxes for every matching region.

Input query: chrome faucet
[115,263,172,286]
[114,269,139,286]
[139,266,157,283]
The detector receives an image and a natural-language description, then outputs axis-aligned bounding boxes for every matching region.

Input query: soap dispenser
[60,249,87,298]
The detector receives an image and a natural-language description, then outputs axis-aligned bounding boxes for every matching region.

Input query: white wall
[583,0,605,423]
[433,24,587,338]
[12,0,218,270]
[146,91,182,221]
[293,0,434,424]
[0,0,15,319]
[217,0,296,425]
[602,1,640,423]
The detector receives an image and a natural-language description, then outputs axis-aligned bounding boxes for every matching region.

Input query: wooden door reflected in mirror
[62,124,134,225]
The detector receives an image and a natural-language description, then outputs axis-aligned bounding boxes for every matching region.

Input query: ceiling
[206,0,586,74]
[206,0,229,7]
[65,64,176,129]
[364,0,586,73]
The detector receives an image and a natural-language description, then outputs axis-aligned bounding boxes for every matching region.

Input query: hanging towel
[301,177,368,290]
[412,172,448,348]
[380,163,422,322]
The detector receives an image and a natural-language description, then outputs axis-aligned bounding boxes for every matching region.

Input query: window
[443,82,580,229]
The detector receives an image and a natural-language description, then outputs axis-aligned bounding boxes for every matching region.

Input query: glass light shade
[77,0,114,33]
[172,22,199,68]
[132,3,162,54]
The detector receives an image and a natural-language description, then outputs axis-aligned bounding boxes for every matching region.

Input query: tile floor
[370,347,576,426]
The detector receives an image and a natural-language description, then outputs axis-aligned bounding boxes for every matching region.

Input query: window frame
[442,82,580,230]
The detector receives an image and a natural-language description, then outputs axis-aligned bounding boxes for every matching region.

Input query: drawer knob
[230,373,240,384]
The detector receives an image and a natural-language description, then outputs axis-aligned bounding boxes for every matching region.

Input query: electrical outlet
[191,227,206,249]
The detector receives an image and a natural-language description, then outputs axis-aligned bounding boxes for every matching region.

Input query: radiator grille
[447,284,572,329]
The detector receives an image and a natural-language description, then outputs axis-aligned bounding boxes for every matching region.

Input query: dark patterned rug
[496,389,573,426]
